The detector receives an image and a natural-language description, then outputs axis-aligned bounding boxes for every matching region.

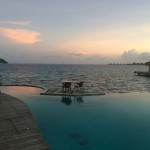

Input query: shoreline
[0,93,51,150]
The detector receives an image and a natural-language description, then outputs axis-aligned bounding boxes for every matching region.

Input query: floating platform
[40,89,105,96]
[134,71,150,77]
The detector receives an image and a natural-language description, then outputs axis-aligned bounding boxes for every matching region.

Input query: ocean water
[0,64,150,93]
[1,86,150,150]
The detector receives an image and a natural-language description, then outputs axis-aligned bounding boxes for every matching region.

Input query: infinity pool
[1,86,150,150]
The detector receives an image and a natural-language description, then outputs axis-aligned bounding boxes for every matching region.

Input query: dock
[134,71,150,77]
[0,93,50,150]
[40,89,105,96]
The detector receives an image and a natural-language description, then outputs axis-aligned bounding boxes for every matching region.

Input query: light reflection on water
[1,86,150,150]
[0,86,43,96]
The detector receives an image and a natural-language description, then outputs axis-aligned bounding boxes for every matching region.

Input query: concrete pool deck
[40,89,105,96]
[0,93,50,150]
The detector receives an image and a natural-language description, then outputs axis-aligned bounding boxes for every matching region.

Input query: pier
[134,61,150,77]
[134,71,150,77]
[0,93,50,150]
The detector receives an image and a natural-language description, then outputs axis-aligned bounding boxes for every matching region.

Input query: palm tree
[145,61,150,73]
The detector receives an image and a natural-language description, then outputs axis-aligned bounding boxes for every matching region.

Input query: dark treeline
[108,62,144,65]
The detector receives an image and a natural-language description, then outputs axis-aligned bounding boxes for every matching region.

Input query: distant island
[0,58,8,64]
[108,62,144,65]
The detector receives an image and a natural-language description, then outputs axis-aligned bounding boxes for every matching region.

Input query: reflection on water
[61,96,83,105]
[74,96,83,103]
[0,86,43,96]
[61,96,72,105]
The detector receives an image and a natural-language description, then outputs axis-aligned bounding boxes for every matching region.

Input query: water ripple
[0,64,150,94]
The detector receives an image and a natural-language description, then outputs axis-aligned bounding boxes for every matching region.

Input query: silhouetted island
[0,58,8,64]
[108,62,144,65]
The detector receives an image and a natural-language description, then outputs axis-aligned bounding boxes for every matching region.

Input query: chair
[74,81,84,91]
[62,82,71,92]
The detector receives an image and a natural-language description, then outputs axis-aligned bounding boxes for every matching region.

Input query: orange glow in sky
[0,0,150,63]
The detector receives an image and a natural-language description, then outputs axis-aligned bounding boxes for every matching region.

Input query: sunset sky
[0,0,150,64]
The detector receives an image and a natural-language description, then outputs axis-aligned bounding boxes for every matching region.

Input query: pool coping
[40,89,105,96]
[1,84,45,89]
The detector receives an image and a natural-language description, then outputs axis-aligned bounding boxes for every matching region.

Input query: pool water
[1,86,150,150]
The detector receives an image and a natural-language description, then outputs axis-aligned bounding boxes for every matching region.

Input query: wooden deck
[40,89,105,96]
[0,93,50,150]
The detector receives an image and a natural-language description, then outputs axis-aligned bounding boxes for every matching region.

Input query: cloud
[69,52,86,56]
[121,49,138,59]
[0,21,31,26]
[0,27,41,44]
[137,52,150,61]
[121,49,150,63]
